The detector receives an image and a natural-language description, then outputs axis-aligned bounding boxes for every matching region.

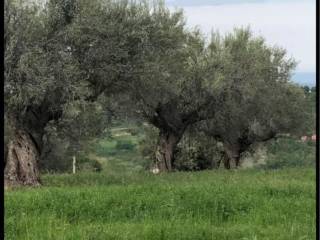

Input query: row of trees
[4,0,309,187]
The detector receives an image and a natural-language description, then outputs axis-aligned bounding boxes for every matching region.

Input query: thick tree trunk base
[223,154,238,169]
[155,131,178,173]
[4,130,41,188]
[223,143,240,170]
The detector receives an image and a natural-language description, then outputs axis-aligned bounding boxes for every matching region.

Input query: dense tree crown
[197,29,307,168]
[4,0,311,186]
[4,0,93,186]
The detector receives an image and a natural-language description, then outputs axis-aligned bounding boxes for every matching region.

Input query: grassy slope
[5,168,315,240]
[90,126,146,173]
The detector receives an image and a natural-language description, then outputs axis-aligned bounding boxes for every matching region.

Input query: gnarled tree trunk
[4,101,62,188]
[4,129,41,187]
[222,142,240,169]
[155,130,179,172]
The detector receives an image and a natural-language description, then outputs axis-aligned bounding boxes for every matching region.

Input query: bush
[91,159,103,172]
[174,136,221,171]
[174,133,222,171]
[259,138,315,169]
[138,125,223,171]
[40,136,72,173]
[115,139,135,151]
[78,157,103,172]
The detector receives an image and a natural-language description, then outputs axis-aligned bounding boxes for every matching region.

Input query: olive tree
[127,25,219,172]
[199,28,307,169]
[5,0,208,185]
[68,1,221,172]
[4,0,85,186]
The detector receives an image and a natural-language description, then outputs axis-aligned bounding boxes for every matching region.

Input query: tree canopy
[197,28,306,168]
[4,0,311,187]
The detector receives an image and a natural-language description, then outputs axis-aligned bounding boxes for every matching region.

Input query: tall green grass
[5,168,315,240]
[6,127,316,239]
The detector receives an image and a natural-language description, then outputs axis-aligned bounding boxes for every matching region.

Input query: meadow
[4,1,316,239]
[5,168,316,240]
[5,128,316,240]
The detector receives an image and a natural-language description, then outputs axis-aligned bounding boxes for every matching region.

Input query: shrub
[139,125,222,171]
[174,134,222,171]
[78,157,103,172]
[115,139,135,150]
[259,138,315,169]
[91,159,103,172]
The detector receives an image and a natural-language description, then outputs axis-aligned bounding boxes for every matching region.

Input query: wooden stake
[72,156,76,174]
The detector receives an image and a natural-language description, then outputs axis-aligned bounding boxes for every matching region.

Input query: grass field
[5,127,316,239]
[5,168,315,240]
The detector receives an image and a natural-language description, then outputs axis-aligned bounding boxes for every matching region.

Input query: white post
[72,156,76,174]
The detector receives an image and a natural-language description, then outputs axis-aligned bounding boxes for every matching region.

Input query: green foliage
[207,28,303,139]
[138,124,159,168]
[55,99,111,151]
[174,129,222,171]
[302,85,310,94]
[40,99,111,173]
[193,28,309,167]
[115,139,135,151]
[3,1,316,238]
[77,157,103,173]
[5,0,314,175]
[135,118,315,171]
[5,0,83,116]
[5,168,315,239]
[87,125,147,174]
[139,125,221,171]
[302,88,316,135]
[94,130,140,155]
[261,138,315,169]
[90,159,103,172]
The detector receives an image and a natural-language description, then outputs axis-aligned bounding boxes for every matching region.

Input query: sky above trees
[166,0,315,74]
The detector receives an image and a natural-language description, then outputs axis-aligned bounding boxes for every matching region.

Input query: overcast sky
[166,0,316,73]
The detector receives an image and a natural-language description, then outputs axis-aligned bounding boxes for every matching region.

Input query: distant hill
[291,72,316,87]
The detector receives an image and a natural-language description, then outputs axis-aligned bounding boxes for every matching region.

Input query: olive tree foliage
[4,0,204,182]
[135,32,219,172]
[124,14,220,172]
[4,0,88,186]
[198,28,307,169]
[41,98,110,172]
[4,0,308,183]
[64,0,174,98]
[65,0,221,172]
[302,86,316,136]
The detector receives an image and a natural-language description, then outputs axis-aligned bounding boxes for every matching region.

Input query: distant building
[311,134,317,141]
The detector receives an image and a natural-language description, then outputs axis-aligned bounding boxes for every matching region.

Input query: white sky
[167,0,316,72]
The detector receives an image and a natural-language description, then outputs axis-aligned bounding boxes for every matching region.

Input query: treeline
[4,0,313,187]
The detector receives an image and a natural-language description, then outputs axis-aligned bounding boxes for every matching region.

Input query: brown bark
[155,131,179,172]
[4,129,41,187]
[4,98,64,188]
[223,142,240,169]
